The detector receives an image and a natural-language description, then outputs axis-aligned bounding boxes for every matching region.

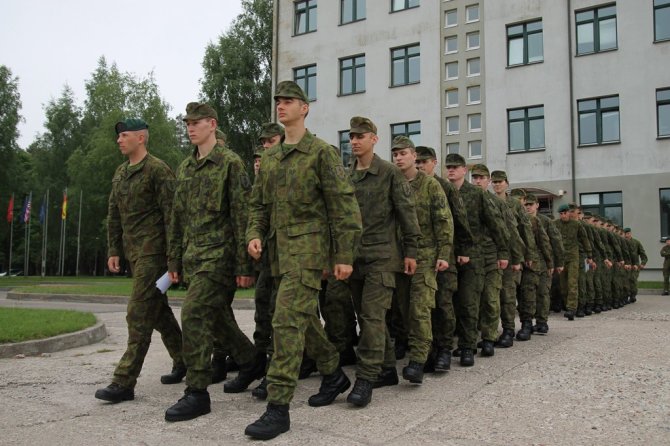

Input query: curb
[5,291,256,310]
[0,320,107,359]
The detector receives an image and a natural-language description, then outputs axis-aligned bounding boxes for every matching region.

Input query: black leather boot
[251,376,268,400]
[244,403,290,440]
[308,368,351,407]
[434,348,452,372]
[94,383,134,403]
[480,340,495,357]
[165,388,211,422]
[161,365,187,385]
[516,321,532,341]
[496,328,515,348]
[459,348,474,367]
[564,310,575,320]
[402,361,424,384]
[224,353,266,393]
[372,367,399,388]
[211,355,227,384]
[346,378,373,407]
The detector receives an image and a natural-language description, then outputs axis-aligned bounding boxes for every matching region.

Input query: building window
[446,116,459,135]
[466,4,479,23]
[466,31,480,50]
[661,188,670,239]
[507,20,543,66]
[341,0,365,24]
[446,89,459,108]
[340,55,365,95]
[469,140,482,158]
[578,95,620,145]
[467,58,480,76]
[468,114,481,132]
[391,121,421,145]
[445,36,458,54]
[576,4,617,55]
[445,61,458,80]
[446,142,459,154]
[295,0,317,35]
[508,105,545,152]
[293,65,317,101]
[339,130,352,167]
[655,0,670,41]
[391,44,420,86]
[658,88,670,137]
[467,85,480,104]
[392,0,419,12]
[580,191,622,226]
[445,9,457,27]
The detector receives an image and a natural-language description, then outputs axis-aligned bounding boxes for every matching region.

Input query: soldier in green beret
[164,102,264,422]
[244,81,361,440]
[95,119,186,404]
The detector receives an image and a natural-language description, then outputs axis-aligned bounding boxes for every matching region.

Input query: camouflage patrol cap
[253,146,264,158]
[444,153,466,167]
[583,211,593,217]
[183,102,218,121]
[274,80,309,102]
[510,188,527,198]
[490,170,508,182]
[258,122,284,141]
[624,227,631,233]
[525,193,538,204]
[349,116,377,135]
[391,135,415,150]
[558,204,570,213]
[115,118,148,134]
[470,163,490,177]
[415,146,436,160]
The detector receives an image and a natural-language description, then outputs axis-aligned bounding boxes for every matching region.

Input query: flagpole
[76,189,82,276]
[8,193,13,274]
[26,192,32,276]
[61,187,67,276]
[42,189,49,277]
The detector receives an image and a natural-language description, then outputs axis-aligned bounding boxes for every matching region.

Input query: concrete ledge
[0,321,107,358]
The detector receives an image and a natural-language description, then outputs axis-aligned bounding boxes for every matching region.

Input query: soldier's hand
[237,275,255,288]
[512,264,522,272]
[497,259,509,270]
[404,258,417,275]
[168,271,180,284]
[248,239,262,260]
[435,259,449,272]
[640,264,646,269]
[333,264,353,280]
[556,267,564,274]
[457,256,470,265]
[548,268,554,276]
[107,256,120,273]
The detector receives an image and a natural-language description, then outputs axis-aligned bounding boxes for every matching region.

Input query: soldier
[346,117,420,403]
[259,122,284,148]
[95,118,185,404]
[164,102,264,422]
[624,228,647,303]
[244,81,361,440]
[391,137,453,383]
[445,154,509,367]
[661,238,670,295]
[415,146,473,372]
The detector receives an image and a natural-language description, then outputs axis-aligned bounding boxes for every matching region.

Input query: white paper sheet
[155,272,172,294]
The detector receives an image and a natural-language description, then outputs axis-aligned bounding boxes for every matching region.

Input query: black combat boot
[496,328,515,348]
[564,310,575,321]
[251,377,268,400]
[602,303,611,311]
[225,355,239,372]
[298,355,318,380]
[211,355,227,384]
[593,304,602,313]
[372,367,399,388]
[161,365,187,385]
[224,353,266,393]
[630,295,637,303]
[402,361,425,384]
[480,340,495,357]
[516,321,532,341]
[434,348,451,372]
[576,307,585,317]
[534,321,549,334]
[346,378,373,407]
[245,403,290,440]
[612,300,620,309]
[308,368,351,407]
[165,387,211,422]
[94,383,134,403]
[584,304,593,316]
[459,348,474,367]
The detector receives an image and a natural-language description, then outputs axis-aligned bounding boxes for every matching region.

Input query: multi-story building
[271,0,670,278]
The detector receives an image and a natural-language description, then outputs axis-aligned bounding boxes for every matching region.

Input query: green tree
[200,0,273,166]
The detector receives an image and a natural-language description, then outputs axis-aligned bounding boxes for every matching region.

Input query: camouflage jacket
[586,223,607,262]
[505,195,538,264]
[168,144,252,280]
[628,237,647,265]
[529,215,553,270]
[661,245,670,268]
[246,130,361,278]
[350,154,419,273]
[605,230,624,262]
[433,175,474,261]
[408,171,453,270]
[107,154,175,263]
[538,214,564,268]
[491,193,524,265]
[555,219,592,259]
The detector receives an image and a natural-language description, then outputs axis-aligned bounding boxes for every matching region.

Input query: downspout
[567,0,577,203]
[271,0,280,122]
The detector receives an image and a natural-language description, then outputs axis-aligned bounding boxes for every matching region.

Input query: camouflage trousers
[500,268,521,331]
[560,256,580,312]
[478,264,502,342]
[593,261,605,305]
[601,265,613,306]
[453,260,484,350]
[182,272,256,390]
[253,266,277,356]
[664,266,670,292]
[113,255,184,389]
[319,275,358,353]
[211,283,238,362]
[349,271,396,381]
[518,267,539,322]
[266,269,339,405]
[612,266,624,300]
[585,268,596,306]
[630,269,639,297]
[534,268,551,324]
[578,257,587,308]
[393,271,436,364]
[432,269,458,351]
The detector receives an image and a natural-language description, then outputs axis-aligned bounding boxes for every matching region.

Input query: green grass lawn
[0,307,97,343]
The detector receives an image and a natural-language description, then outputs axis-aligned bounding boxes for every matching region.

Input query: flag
[22,194,32,224]
[61,191,68,220]
[6,194,13,223]
[39,195,46,225]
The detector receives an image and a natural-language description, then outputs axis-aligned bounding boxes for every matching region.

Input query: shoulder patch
[331,164,347,180]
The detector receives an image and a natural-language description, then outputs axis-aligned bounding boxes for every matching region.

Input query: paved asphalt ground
[0,290,669,446]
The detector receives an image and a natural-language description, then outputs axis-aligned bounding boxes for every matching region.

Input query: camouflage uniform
[536,213,564,323]
[107,153,184,389]
[319,274,357,354]
[349,153,420,381]
[626,234,647,299]
[661,244,670,294]
[168,143,257,390]
[555,218,592,312]
[519,215,552,322]
[247,130,361,405]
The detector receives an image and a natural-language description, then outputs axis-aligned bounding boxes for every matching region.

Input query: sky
[0,0,243,149]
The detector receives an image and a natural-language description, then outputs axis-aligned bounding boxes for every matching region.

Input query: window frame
[467,85,481,105]
[445,89,459,108]
[339,54,366,96]
[445,8,457,28]
[465,4,480,23]
[445,61,459,80]
[661,188,670,239]
[467,57,480,76]
[468,113,482,133]
[446,142,460,155]
[506,19,544,66]
[655,0,670,42]
[580,191,623,226]
[391,0,420,13]
[577,95,620,146]
[391,121,421,146]
[575,4,618,55]
[466,31,480,50]
[507,105,545,152]
[445,36,458,54]
[468,140,482,159]
[341,0,366,25]
[657,87,670,137]
[390,43,421,87]
[446,116,460,135]
[294,0,318,36]
[293,64,317,101]
[338,130,353,167]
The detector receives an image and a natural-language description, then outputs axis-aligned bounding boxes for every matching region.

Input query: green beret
[115,118,148,134]
[510,188,526,198]
[525,193,538,204]
[253,146,264,158]
[490,170,508,182]
[349,116,377,135]
[444,153,466,167]
[259,122,284,141]
[183,102,218,121]
[274,80,309,102]
[623,227,631,233]
[558,204,570,213]
[391,135,415,150]
[470,163,490,177]
[415,146,436,160]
